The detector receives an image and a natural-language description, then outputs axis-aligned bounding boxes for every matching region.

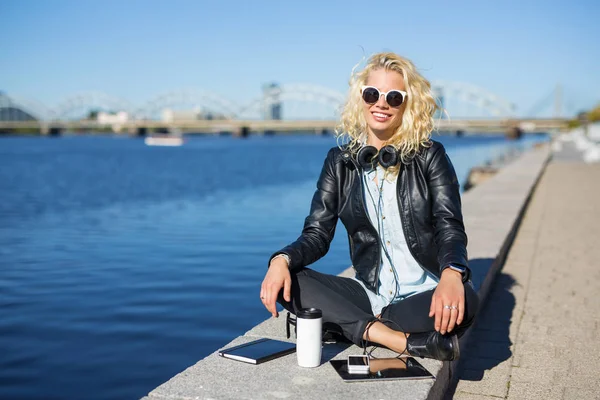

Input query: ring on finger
[443,305,452,309]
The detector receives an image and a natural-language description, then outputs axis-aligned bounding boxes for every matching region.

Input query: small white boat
[144,135,184,147]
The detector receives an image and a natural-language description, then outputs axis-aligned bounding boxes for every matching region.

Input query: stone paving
[452,144,600,399]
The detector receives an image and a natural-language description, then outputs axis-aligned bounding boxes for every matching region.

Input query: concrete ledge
[143,144,551,400]
[429,144,550,399]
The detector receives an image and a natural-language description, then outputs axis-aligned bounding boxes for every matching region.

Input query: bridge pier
[48,126,63,137]
[154,127,169,135]
[233,126,250,138]
[505,126,523,140]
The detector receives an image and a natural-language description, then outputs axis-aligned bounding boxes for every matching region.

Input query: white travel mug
[296,308,322,368]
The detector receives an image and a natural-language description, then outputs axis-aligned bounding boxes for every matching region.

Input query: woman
[260,52,478,361]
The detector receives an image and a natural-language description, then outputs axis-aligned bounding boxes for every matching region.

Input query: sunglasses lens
[386,91,404,107]
[362,87,380,104]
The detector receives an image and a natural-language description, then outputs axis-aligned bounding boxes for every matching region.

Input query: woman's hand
[429,269,465,334]
[260,259,292,318]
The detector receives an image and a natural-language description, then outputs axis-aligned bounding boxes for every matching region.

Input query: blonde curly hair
[335,52,439,167]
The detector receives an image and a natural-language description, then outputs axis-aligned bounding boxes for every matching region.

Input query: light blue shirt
[352,165,439,316]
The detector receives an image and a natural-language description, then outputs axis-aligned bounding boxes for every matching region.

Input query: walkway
[452,143,600,399]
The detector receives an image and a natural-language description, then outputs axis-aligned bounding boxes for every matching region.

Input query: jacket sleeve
[268,148,339,271]
[426,143,471,281]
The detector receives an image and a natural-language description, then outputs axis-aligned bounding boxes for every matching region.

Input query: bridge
[0,118,568,136]
[0,82,570,136]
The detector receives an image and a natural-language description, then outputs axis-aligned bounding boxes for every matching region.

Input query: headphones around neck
[357,145,400,171]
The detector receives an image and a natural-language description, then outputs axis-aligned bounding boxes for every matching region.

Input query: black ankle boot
[406,331,460,361]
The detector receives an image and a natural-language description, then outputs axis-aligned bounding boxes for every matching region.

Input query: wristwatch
[271,253,291,268]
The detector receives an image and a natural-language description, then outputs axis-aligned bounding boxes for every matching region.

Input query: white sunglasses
[361,85,407,107]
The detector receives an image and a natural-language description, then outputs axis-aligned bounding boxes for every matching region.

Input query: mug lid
[297,308,322,319]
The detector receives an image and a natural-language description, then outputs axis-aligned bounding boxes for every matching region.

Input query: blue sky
[1,0,598,118]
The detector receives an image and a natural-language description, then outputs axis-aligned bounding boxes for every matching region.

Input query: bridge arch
[134,89,240,120]
[0,93,49,121]
[431,80,516,118]
[238,83,346,119]
[1,82,520,123]
[48,92,134,120]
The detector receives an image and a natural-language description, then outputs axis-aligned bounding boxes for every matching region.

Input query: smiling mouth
[371,112,391,122]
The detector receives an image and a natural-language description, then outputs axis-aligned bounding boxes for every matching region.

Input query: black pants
[277,268,479,346]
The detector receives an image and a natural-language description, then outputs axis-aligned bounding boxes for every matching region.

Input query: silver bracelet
[271,254,291,267]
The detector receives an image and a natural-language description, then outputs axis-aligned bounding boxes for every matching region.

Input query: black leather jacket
[270,140,471,293]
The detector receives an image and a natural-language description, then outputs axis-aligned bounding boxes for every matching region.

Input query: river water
[0,133,546,399]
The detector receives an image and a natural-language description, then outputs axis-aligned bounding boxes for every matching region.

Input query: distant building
[0,92,38,121]
[263,83,282,120]
[97,111,129,124]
